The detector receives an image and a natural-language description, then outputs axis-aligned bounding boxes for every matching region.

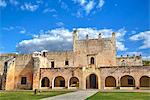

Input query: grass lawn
[86,92,150,100]
[0,90,72,100]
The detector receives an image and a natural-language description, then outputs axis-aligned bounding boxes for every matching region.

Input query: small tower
[98,33,102,39]
[111,32,117,65]
[73,29,78,52]
[86,34,89,40]
[111,32,116,47]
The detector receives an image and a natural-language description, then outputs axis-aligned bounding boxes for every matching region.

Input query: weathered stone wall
[40,66,150,90]
[14,54,33,90]
[40,67,83,89]
[74,33,116,67]
[117,56,143,66]
[46,51,74,68]
[5,58,16,90]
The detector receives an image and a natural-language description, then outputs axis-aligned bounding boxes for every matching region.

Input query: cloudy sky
[0,0,149,59]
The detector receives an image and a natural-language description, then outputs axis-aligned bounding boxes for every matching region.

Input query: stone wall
[100,66,150,89]
[14,54,33,90]
[40,67,83,89]
[40,66,150,90]
[46,51,74,68]
[117,56,143,66]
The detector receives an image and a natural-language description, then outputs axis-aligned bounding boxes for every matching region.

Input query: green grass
[86,92,150,100]
[0,91,72,100]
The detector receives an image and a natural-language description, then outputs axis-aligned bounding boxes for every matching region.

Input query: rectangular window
[21,77,27,85]
[51,61,54,68]
[65,60,69,66]
[128,78,133,85]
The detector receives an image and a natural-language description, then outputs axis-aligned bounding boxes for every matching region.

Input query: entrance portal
[86,74,98,89]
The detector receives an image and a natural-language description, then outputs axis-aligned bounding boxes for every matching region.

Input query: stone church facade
[0,30,149,90]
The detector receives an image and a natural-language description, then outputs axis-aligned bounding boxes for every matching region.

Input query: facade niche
[21,77,27,85]
[90,57,95,64]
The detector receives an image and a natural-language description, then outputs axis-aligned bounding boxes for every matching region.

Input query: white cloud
[60,2,68,10]
[125,52,142,56]
[16,28,72,53]
[20,28,26,34]
[3,26,14,31]
[130,31,150,49]
[21,3,39,12]
[97,0,105,8]
[16,28,127,53]
[36,0,43,4]
[116,42,127,51]
[73,0,86,6]
[9,0,19,6]
[3,26,27,35]
[56,22,64,27]
[142,56,150,60]
[0,0,7,7]
[43,8,56,13]
[73,0,105,15]
[76,11,83,18]
[84,0,95,15]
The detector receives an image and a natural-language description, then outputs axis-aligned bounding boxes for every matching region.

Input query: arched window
[120,75,135,87]
[41,77,50,87]
[54,76,65,87]
[69,77,79,87]
[105,76,116,87]
[86,74,98,89]
[90,57,95,64]
[140,76,150,87]
[65,60,69,66]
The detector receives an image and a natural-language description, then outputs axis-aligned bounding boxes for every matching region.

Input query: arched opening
[41,77,50,87]
[105,76,116,87]
[140,76,150,87]
[120,75,135,87]
[86,74,98,89]
[54,76,65,87]
[69,77,79,87]
[90,57,95,64]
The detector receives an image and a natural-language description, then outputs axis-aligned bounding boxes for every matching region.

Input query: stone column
[52,78,54,89]
[32,57,40,90]
[135,76,140,89]
[82,72,86,89]
[65,78,68,89]
[98,75,101,89]
[116,76,120,87]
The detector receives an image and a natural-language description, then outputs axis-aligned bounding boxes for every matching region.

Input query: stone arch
[86,73,98,89]
[69,77,79,87]
[54,76,65,87]
[140,76,150,87]
[105,76,116,87]
[90,57,95,64]
[41,77,50,87]
[120,75,135,87]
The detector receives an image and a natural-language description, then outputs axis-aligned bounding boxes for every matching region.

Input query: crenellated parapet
[117,55,143,66]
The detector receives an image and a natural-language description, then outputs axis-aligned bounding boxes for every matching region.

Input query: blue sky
[0,0,150,59]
